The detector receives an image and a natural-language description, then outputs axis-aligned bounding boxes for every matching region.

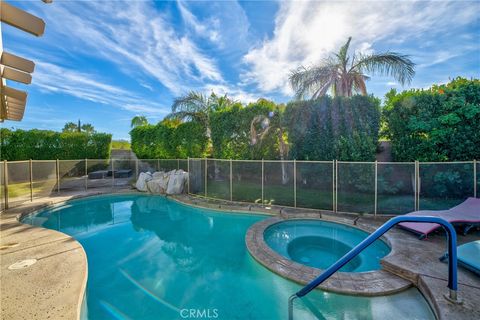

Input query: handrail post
[29,159,33,201]
[293,159,297,208]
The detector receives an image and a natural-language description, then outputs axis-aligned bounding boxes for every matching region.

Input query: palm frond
[335,37,352,69]
[171,91,207,114]
[352,52,415,85]
[289,64,337,100]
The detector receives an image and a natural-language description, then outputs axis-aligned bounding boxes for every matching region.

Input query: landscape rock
[135,172,152,192]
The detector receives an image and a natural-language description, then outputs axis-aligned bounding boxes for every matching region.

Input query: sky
[2,0,479,140]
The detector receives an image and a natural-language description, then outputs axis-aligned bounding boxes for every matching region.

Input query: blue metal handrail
[288,216,459,320]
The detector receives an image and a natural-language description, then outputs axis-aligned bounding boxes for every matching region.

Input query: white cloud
[25,1,224,95]
[242,0,479,95]
[33,61,169,115]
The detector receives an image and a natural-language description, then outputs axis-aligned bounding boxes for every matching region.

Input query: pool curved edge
[246,216,412,296]
[1,201,90,320]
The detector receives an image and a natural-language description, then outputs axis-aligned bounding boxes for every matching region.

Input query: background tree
[62,122,79,132]
[289,37,415,99]
[81,123,96,134]
[62,120,95,133]
[131,116,148,128]
[166,91,234,160]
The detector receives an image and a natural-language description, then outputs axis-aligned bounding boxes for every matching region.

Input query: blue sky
[2,0,479,140]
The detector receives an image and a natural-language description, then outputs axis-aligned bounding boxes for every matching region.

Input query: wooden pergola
[0,0,50,122]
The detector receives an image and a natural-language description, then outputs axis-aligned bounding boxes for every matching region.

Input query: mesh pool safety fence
[1,158,478,216]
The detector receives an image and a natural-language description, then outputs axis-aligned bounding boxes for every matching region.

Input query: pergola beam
[1,51,35,73]
[0,2,46,37]
[1,65,32,84]
[2,86,28,101]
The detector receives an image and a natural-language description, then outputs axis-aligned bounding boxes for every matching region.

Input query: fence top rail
[2,158,478,164]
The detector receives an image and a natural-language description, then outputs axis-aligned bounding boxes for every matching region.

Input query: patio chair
[440,240,480,276]
[398,197,480,239]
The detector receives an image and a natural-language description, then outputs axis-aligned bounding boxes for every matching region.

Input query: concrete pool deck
[0,190,479,319]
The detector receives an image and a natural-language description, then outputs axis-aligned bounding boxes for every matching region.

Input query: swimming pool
[22,194,434,319]
[264,220,391,272]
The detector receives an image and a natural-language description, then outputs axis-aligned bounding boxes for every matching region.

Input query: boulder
[147,172,170,194]
[135,172,152,192]
[166,170,189,195]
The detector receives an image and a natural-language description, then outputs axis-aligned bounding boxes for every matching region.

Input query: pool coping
[245,215,412,296]
[2,190,479,320]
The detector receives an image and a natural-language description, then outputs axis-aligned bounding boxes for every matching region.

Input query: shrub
[0,129,111,160]
[130,121,208,159]
[382,77,480,161]
[284,95,381,161]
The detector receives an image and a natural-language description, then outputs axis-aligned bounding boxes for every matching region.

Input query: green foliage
[210,99,283,160]
[131,116,148,128]
[111,140,131,150]
[0,128,111,160]
[382,77,480,161]
[130,121,208,159]
[62,121,95,134]
[284,95,381,161]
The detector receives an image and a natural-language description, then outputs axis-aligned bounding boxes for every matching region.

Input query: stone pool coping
[1,190,479,319]
[245,216,411,296]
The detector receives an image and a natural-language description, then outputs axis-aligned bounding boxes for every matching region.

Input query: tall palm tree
[289,37,415,99]
[131,116,148,128]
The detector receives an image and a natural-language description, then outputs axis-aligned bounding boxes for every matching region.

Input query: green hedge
[130,121,208,159]
[0,128,112,160]
[284,95,381,161]
[210,99,282,160]
[382,77,480,161]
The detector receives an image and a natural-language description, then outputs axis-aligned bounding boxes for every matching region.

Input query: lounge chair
[398,197,480,239]
[440,240,480,276]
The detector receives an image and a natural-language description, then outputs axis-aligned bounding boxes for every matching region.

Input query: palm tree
[81,123,95,134]
[166,91,231,138]
[289,37,415,99]
[167,91,233,179]
[131,116,148,128]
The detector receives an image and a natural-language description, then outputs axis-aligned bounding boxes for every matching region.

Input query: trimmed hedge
[0,128,112,160]
[130,121,208,159]
[210,99,282,160]
[382,77,480,161]
[284,95,381,161]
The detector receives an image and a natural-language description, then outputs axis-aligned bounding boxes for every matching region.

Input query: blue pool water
[264,220,391,272]
[23,194,434,320]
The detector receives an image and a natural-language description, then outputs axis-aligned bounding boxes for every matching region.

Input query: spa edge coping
[2,190,475,319]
